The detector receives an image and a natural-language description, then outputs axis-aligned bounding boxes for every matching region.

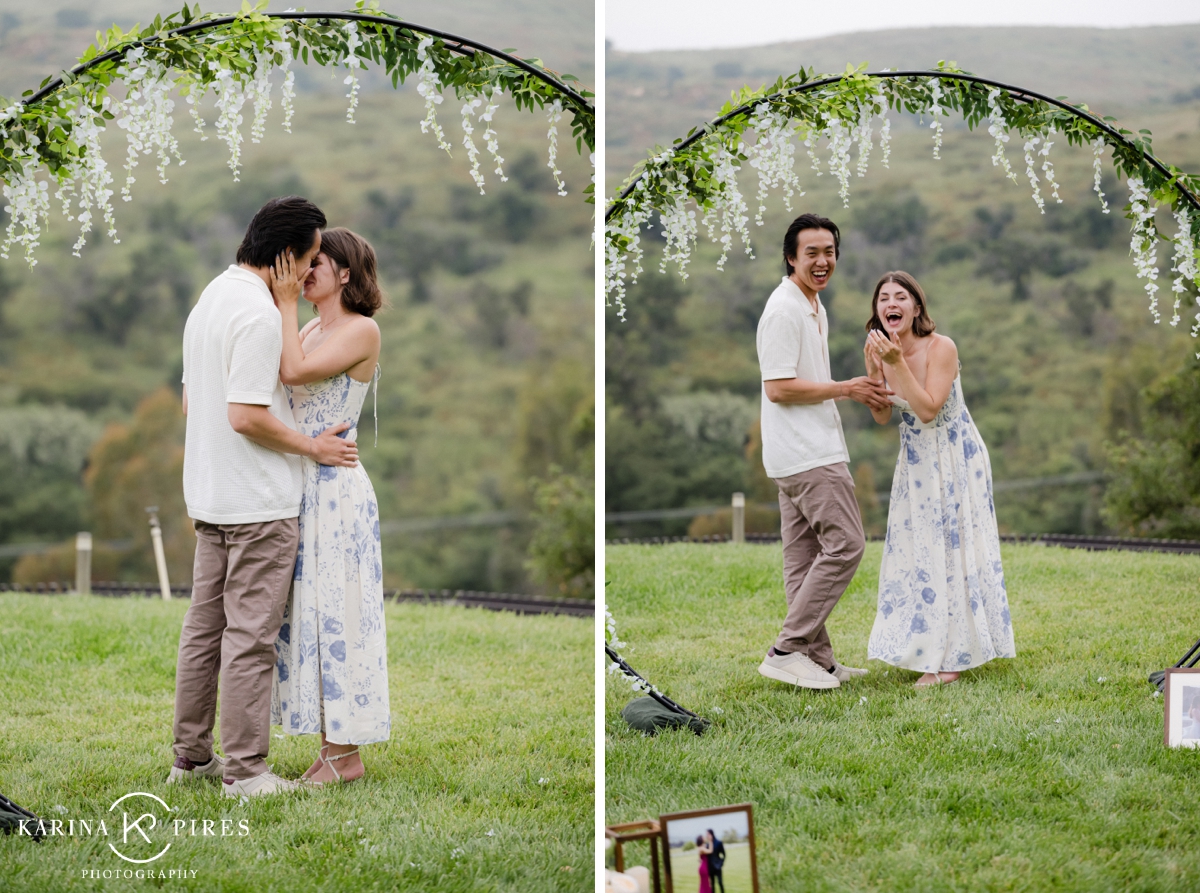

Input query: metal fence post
[75,532,92,595]
[146,507,171,601]
[731,492,745,544]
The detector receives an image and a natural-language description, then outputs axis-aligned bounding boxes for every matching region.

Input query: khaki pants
[773,463,865,668]
[172,518,299,780]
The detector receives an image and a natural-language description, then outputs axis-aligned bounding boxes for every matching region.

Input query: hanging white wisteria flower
[1023,137,1045,213]
[1128,177,1160,322]
[341,21,363,125]
[1,147,52,265]
[0,6,594,269]
[927,77,946,160]
[479,93,507,183]
[1091,137,1110,213]
[826,118,853,208]
[853,111,874,177]
[604,62,1200,336]
[245,44,275,144]
[605,180,655,319]
[986,88,1018,183]
[747,102,802,225]
[803,124,823,177]
[1039,131,1062,204]
[115,48,182,199]
[460,94,486,194]
[703,143,753,269]
[63,98,119,255]
[658,176,699,279]
[546,98,567,197]
[878,110,892,168]
[1169,204,1198,331]
[414,36,452,155]
[277,39,297,134]
[211,64,248,181]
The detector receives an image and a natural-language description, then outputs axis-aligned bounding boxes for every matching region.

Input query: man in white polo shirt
[171,196,360,797]
[756,213,893,690]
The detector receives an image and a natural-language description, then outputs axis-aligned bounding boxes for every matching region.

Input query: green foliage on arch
[0,1,594,265]
[604,63,1199,339]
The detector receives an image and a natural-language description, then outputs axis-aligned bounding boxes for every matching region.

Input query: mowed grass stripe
[0,595,592,893]
[606,543,1200,893]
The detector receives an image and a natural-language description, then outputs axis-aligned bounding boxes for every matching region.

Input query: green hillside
[0,3,594,592]
[605,29,1200,538]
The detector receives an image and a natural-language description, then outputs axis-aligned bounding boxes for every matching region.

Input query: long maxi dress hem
[867,373,1016,674]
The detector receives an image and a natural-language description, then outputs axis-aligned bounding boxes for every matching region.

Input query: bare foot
[308,745,364,784]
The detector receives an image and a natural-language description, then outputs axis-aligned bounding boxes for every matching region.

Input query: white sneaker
[222,770,301,798]
[167,754,226,784]
[832,660,869,683]
[758,650,840,689]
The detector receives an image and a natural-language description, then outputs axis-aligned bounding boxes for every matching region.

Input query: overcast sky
[606,0,1200,51]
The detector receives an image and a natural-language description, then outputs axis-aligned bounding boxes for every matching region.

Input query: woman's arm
[270,252,380,386]
[864,339,892,425]
[869,331,958,424]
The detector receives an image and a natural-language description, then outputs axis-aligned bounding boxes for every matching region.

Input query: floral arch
[603,64,1200,342]
[0,1,595,266]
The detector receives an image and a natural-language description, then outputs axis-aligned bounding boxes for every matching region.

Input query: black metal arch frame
[22,10,593,116]
[605,69,1198,221]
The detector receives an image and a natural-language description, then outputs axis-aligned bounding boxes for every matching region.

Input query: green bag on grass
[621,696,709,735]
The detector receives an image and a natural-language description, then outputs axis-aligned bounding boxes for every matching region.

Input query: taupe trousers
[173,518,299,780]
[773,462,866,668]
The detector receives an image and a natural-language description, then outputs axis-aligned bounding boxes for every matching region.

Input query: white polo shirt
[756,276,850,479]
[181,265,303,524]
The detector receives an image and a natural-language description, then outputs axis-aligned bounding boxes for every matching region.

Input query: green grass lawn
[0,594,592,892]
[606,543,1200,893]
[668,841,753,893]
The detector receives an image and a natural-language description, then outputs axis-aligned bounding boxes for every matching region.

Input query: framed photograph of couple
[660,803,759,893]
[1164,668,1200,748]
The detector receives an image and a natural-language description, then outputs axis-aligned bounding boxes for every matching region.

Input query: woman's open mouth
[885,311,903,327]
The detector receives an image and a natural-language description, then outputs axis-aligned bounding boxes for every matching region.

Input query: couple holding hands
[755,213,1015,691]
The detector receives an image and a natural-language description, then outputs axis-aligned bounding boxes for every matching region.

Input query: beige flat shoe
[914,672,959,688]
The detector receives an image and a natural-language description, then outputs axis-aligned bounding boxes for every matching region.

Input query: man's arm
[227,403,358,466]
[765,376,892,411]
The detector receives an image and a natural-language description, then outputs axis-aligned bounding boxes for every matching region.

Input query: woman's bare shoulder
[929,332,958,358]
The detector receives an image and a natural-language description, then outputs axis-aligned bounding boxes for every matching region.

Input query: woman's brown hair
[866,270,936,337]
[319,227,386,317]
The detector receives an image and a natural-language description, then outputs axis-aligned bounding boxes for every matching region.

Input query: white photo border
[1164,667,1200,748]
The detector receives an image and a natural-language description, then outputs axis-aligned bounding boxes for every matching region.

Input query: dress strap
[372,363,380,448]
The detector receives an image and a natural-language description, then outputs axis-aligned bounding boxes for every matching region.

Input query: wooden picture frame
[605,819,666,893]
[1164,667,1200,748]
[659,803,759,893]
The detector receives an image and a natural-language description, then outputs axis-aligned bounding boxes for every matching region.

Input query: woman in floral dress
[269,227,390,783]
[864,271,1015,687]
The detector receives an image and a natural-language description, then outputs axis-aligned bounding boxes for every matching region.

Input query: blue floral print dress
[271,370,391,745]
[867,374,1016,673]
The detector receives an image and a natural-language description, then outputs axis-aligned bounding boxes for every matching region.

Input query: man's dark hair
[236,196,327,268]
[783,213,840,274]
